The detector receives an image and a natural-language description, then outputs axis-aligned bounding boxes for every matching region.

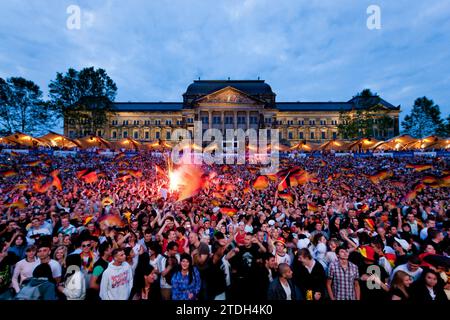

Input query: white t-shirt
[12,258,40,292]
[274,252,292,266]
[390,263,423,283]
[281,280,292,300]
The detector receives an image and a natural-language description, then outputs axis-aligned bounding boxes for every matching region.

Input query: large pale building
[64,79,400,145]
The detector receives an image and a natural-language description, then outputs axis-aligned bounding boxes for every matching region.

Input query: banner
[373,153,394,158]
[334,153,353,157]
[413,152,436,157]
[53,151,77,157]
[394,152,414,158]
[436,151,450,158]
[1,149,29,155]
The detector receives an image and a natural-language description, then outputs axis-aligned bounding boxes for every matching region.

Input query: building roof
[347,96,400,110]
[113,102,183,112]
[184,80,274,96]
[277,97,400,112]
[276,102,354,111]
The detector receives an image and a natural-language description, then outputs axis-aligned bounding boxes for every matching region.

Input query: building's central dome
[184,79,274,97]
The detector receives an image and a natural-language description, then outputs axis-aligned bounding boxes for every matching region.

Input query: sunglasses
[82,243,91,248]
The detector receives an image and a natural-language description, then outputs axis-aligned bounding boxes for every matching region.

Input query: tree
[338,110,358,139]
[0,77,50,135]
[48,67,117,137]
[438,115,450,137]
[401,97,444,138]
[338,89,382,139]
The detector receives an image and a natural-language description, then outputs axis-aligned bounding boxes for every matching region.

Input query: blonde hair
[53,246,68,267]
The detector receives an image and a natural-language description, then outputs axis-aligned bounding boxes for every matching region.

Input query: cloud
[0,0,449,134]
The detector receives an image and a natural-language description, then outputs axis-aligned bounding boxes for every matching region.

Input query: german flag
[221,165,230,173]
[6,200,26,209]
[413,182,426,193]
[368,170,392,184]
[387,200,397,210]
[253,176,269,190]
[10,151,20,157]
[364,218,375,231]
[14,184,28,191]
[128,169,143,179]
[276,166,302,179]
[384,253,396,267]
[278,176,289,191]
[279,192,294,204]
[102,197,114,206]
[26,160,41,167]
[341,183,351,192]
[83,216,94,225]
[33,180,52,193]
[333,173,342,179]
[344,173,355,178]
[211,199,220,206]
[403,190,417,202]
[360,203,370,212]
[439,174,450,187]
[326,176,333,183]
[213,192,226,201]
[391,181,406,188]
[266,174,278,182]
[288,175,298,187]
[114,152,126,161]
[155,165,165,176]
[81,171,98,184]
[295,172,310,185]
[307,203,319,212]
[220,207,238,216]
[421,175,438,184]
[123,211,133,223]
[1,170,17,178]
[311,189,321,196]
[341,167,351,171]
[243,186,251,194]
[76,169,89,179]
[309,177,319,183]
[319,159,327,167]
[50,170,62,191]
[405,164,433,172]
[97,172,106,179]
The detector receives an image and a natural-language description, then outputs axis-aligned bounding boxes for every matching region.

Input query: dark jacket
[267,277,303,301]
[293,260,327,297]
[15,278,57,300]
[412,284,448,302]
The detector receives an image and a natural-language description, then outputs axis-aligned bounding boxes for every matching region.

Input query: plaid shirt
[328,260,359,300]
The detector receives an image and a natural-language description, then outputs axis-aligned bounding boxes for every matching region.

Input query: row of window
[200,116,259,125]
[286,131,338,140]
[107,118,341,126]
[112,131,171,140]
[284,119,338,126]
[111,119,189,126]
[68,130,172,140]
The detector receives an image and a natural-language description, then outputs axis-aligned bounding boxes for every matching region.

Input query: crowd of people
[0,148,449,301]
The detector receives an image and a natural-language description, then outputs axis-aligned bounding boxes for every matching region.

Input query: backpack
[14,281,43,300]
